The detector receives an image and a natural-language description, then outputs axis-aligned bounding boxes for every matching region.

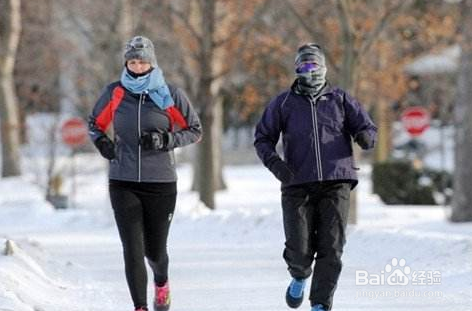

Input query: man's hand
[354,131,374,150]
[270,159,295,184]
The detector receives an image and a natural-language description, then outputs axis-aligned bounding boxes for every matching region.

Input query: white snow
[0,154,471,311]
[404,45,460,75]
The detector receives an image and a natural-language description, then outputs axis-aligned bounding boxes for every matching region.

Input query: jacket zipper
[309,95,323,181]
[137,93,144,182]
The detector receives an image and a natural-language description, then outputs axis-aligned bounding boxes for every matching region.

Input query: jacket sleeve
[88,85,113,143]
[342,90,378,150]
[254,95,283,168]
[167,87,202,149]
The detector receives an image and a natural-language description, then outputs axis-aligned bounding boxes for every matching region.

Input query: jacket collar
[290,79,335,98]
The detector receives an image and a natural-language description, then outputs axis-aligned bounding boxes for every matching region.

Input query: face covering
[295,62,327,90]
[294,43,328,95]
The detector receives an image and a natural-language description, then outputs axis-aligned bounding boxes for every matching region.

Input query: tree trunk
[198,100,216,209]
[374,98,391,163]
[0,0,22,177]
[451,0,472,222]
[335,0,358,224]
[191,94,226,195]
[196,8,216,208]
[194,0,221,209]
[336,0,356,91]
[119,0,134,41]
[213,92,227,190]
[372,36,391,164]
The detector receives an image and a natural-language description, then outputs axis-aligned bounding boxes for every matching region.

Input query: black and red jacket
[89,81,202,182]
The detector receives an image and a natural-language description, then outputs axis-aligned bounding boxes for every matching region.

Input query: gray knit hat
[295,43,326,68]
[123,35,157,67]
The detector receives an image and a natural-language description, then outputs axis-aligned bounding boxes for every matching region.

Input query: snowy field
[0,153,471,311]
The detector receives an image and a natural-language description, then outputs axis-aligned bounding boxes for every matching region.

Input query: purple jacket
[254,83,377,188]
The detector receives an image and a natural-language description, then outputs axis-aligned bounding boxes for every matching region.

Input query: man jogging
[254,43,377,311]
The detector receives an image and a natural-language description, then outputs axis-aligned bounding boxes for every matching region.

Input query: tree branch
[168,4,203,48]
[334,0,355,78]
[214,0,274,48]
[283,0,317,38]
[359,0,413,56]
[56,1,95,44]
[212,66,232,81]
[284,0,340,73]
[335,0,353,46]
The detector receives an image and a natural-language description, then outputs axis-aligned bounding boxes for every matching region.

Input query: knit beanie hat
[295,43,326,68]
[123,35,157,67]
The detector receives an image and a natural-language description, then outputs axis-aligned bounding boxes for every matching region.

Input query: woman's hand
[140,130,169,150]
[94,136,116,160]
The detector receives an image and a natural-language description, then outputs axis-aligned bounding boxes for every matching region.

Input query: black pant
[281,181,350,310]
[109,179,177,309]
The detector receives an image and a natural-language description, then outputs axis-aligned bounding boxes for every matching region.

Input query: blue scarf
[120,67,174,110]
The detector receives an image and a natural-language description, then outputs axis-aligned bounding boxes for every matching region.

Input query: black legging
[109,179,177,309]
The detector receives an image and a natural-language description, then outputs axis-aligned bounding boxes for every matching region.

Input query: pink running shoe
[153,281,171,311]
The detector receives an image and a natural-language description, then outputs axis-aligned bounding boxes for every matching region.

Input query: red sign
[61,117,88,148]
[401,106,430,137]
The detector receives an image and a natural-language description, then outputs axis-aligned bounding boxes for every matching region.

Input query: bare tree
[170,0,273,209]
[15,0,60,129]
[52,0,135,117]
[337,0,411,224]
[0,0,22,177]
[451,0,472,222]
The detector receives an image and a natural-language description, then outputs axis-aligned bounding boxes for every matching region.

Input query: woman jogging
[88,35,202,311]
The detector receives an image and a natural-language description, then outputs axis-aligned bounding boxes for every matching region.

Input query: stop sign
[401,106,430,137]
[61,117,88,148]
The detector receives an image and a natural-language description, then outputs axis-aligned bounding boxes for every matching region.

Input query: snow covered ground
[0,154,471,311]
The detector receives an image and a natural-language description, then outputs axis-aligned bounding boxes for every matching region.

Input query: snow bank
[0,239,73,311]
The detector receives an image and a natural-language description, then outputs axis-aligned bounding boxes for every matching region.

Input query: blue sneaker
[285,278,306,308]
[311,304,327,311]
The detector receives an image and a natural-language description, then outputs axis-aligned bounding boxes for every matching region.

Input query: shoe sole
[153,304,170,311]
[285,286,304,308]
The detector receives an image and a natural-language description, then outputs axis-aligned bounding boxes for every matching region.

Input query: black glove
[269,159,294,184]
[354,130,373,150]
[140,130,168,150]
[94,136,115,160]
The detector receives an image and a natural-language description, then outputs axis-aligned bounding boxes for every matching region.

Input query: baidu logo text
[355,258,441,286]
